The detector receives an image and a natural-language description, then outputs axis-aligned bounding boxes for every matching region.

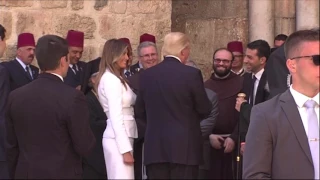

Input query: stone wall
[0,0,172,66]
[171,0,298,80]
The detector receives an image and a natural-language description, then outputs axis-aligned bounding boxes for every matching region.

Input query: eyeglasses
[140,53,157,59]
[213,58,232,64]
[290,55,319,66]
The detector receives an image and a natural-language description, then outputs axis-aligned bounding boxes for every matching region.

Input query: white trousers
[103,138,134,179]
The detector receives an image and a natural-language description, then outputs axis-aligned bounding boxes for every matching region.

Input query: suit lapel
[280,90,313,164]
[13,59,32,81]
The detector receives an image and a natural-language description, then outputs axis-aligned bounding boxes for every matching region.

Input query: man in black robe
[82,61,107,179]
[204,48,243,179]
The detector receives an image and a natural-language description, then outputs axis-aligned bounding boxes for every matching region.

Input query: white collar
[253,68,264,80]
[16,57,28,70]
[290,85,319,108]
[232,68,244,75]
[49,72,64,82]
[165,55,182,62]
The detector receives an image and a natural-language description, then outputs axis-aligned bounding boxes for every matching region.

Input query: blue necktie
[304,99,319,179]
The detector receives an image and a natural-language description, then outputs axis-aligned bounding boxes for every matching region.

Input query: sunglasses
[290,55,319,66]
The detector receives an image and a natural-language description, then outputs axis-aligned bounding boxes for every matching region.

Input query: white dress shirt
[165,55,182,62]
[98,69,138,154]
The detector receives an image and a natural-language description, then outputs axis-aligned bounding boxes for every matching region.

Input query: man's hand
[76,85,81,91]
[240,143,245,155]
[209,134,224,149]
[235,97,247,112]
[224,137,235,153]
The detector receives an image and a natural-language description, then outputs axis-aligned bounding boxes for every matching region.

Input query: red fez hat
[227,41,243,54]
[119,38,132,49]
[17,33,35,48]
[66,30,84,48]
[139,33,156,44]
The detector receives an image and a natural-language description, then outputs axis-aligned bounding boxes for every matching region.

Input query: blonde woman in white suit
[96,39,138,179]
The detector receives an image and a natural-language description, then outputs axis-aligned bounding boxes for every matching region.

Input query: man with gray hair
[127,40,159,180]
[135,32,211,179]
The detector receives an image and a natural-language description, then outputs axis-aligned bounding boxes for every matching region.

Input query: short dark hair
[247,40,271,60]
[284,28,319,59]
[274,34,288,41]
[0,24,6,40]
[212,48,234,61]
[36,35,69,71]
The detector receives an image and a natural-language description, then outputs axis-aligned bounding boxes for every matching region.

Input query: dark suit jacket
[129,62,142,75]
[64,61,87,88]
[81,58,101,94]
[243,90,314,179]
[239,70,269,142]
[265,45,291,98]
[200,88,218,170]
[0,64,9,162]
[5,73,96,179]
[2,59,39,91]
[135,57,211,166]
[82,90,107,178]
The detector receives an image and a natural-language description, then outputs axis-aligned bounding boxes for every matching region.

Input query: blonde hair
[162,32,190,57]
[96,39,128,89]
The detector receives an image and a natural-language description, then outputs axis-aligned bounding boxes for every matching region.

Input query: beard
[213,64,232,77]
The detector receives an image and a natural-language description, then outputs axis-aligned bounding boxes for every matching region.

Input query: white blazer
[98,69,138,154]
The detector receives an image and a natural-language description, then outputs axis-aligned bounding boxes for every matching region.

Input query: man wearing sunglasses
[243,28,319,179]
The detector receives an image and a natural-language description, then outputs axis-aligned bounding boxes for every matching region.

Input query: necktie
[304,99,319,179]
[72,64,78,75]
[125,71,131,77]
[249,75,257,105]
[25,66,33,80]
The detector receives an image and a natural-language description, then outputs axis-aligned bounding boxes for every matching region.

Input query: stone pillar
[296,0,320,30]
[274,0,295,37]
[249,0,274,46]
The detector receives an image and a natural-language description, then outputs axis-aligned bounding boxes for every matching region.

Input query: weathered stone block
[275,18,296,36]
[109,0,127,14]
[2,44,16,61]
[55,14,96,39]
[0,11,12,40]
[0,0,5,6]
[185,18,248,80]
[72,0,84,10]
[16,11,54,39]
[81,45,96,62]
[94,0,108,11]
[5,0,33,7]
[127,0,158,14]
[40,0,67,9]
[275,0,295,18]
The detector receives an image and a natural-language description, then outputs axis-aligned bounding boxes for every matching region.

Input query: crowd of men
[0,22,319,180]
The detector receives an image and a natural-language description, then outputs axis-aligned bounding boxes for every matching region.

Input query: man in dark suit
[235,40,270,179]
[235,40,270,153]
[135,32,211,179]
[0,64,9,179]
[64,30,87,90]
[5,35,96,179]
[243,29,319,179]
[2,33,39,91]
[81,57,101,94]
[130,33,157,75]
